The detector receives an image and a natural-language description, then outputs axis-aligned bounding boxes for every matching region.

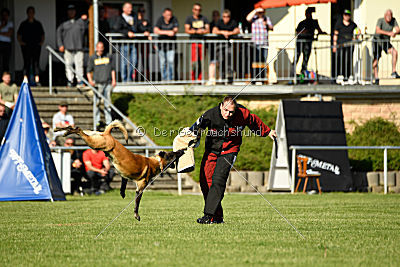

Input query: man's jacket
[57,18,88,51]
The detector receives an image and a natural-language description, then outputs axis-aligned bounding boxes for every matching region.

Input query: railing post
[93,94,97,131]
[49,52,52,95]
[291,148,296,194]
[145,149,149,158]
[177,173,182,196]
[384,148,388,194]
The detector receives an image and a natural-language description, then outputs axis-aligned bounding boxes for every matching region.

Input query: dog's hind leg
[120,178,128,199]
[133,180,146,221]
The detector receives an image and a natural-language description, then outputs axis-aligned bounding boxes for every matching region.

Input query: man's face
[192,5,201,16]
[385,10,393,23]
[0,105,5,117]
[123,3,132,15]
[96,42,104,55]
[2,74,11,85]
[343,13,350,22]
[163,10,172,21]
[212,11,220,22]
[64,138,74,147]
[220,102,236,120]
[222,12,230,24]
[67,8,76,19]
[27,9,35,20]
[59,105,68,113]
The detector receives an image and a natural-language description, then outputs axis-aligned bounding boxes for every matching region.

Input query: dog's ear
[158,151,166,158]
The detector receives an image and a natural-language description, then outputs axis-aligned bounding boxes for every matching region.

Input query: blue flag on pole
[0,82,65,201]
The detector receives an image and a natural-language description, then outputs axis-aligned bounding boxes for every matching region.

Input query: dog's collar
[156,155,164,172]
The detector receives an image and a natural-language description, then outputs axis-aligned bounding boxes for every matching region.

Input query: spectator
[209,10,220,33]
[372,9,400,85]
[49,140,57,147]
[42,121,52,144]
[0,71,19,118]
[333,9,359,82]
[113,2,138,83]
[185,3,210,81]
[52,101,74,145]
[83,148,113,194]
[98,6,110,52]
[0,8,13,74]
[64,137,85,195]
[208,9,239,85]
[17,6,45,86]
[57,4,88,88]
[87,41,116,126]
[246,8,274,83]
[207,10,220,85]
[154,8,179,81]
[0,103,9,142]
[293,7,325,74]
[137,7,152,81]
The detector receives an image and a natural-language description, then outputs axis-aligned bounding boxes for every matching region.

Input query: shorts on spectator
[373,40,393,60]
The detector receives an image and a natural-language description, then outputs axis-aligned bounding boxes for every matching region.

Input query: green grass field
[1,191,399,266]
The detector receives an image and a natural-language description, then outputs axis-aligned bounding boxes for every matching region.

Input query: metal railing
[46,45,156,146]
[105,33,399,85]
[50,145,184,195]
[289,145,400,194]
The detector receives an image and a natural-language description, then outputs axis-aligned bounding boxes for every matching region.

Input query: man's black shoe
[212,217,224,224]
[374,79,380,85]
[197,214,213,224]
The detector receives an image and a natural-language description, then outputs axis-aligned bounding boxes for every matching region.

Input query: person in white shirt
[52,101,75,145]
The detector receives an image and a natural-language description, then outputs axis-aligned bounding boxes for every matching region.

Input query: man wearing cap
[294,7,326,73]
[333,9,359,82]
[372,9,400,84]
[56,4,88,88]
[52,101,75,145]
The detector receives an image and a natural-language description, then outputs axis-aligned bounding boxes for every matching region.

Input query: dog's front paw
[120,190,126,199]
[134,213,141,221]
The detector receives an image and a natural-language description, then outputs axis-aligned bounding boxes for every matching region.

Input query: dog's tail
[104,120,129,143]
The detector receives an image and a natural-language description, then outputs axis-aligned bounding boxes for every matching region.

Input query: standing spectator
[64,137,85,195]
[372,9,400,85]
[17,6,45,86]
[137,7,152,81]
[209,10,220,33]
[83,149,113,193]
[98,6,110,53]
[52,101,75,145]
[185,3,210,81]
[0,8,13,74]
[87,41,116,127]
[154,8,179,81]
[333,10,359,82]
[113,2,138,83]
[57,5,88,88]
[0,72,18,118]
[293,7,325,74]
[246,8,274,82]
[0,103,9,142]
[209,9,239,84]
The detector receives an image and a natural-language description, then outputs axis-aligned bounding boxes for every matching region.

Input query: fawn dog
[55,120,183,221]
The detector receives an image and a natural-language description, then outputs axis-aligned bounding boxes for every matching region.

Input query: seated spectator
[207,9,239,85]
[49,140,57,147]
[17,6,45,86]
[154,8,179,81]
[83,148,114,194]
[0,103,9,142]
[64,137,85,195]
[52,101,74,145]
[0,71,19,118]
[41,121,52,144]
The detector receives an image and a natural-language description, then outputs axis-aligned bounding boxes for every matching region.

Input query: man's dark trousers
[200,151,237,218]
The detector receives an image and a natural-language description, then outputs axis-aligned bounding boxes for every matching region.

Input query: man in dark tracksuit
[190,96,277,224]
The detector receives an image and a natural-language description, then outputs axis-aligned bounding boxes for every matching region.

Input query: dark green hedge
[347,117,400,171]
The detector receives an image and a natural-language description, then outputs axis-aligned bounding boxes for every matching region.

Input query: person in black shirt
[333,9,359,81]
[154,8,179,81]
[209,10,220,33]
[87,41,116,126]
[136,7,152,81]
[208,10,239,83]
[294,7,325,73]
[17,6,44,86]
[185,3,210,81]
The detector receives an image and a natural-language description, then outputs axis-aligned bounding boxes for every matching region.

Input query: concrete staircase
[32,86,197,192]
